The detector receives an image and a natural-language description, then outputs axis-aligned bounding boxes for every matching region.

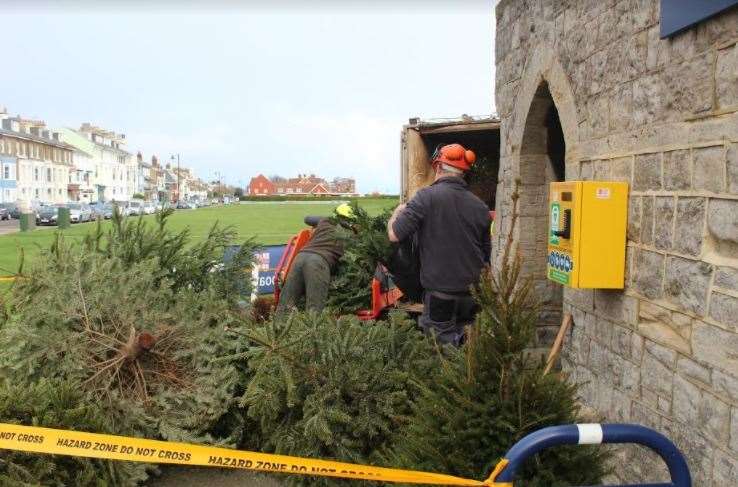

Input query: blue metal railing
[489,423,691,487]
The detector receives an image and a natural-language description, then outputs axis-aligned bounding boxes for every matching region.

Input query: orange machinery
[273,222,403,321]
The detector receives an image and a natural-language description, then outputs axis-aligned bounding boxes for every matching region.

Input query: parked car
[127,200,144,216]
[89,202,105,220]
[143,202,156,215]
[175,201,191,210]
[0,203,17,220]
[66,203,92,223]
[36,206,59,226]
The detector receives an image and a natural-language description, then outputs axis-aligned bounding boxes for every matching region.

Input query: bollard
[57,207,70,229]
[19,213,36,232]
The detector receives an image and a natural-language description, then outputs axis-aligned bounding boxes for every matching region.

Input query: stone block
[661,419,715,486]
[673,197,705,257]
[609,83,633,133]
[709,291,738,328]
[646,25,669,71]
[641,196,654,245]
[663,256,712,316]
[631,332,645,363]
[595,290,637,325]
[612,324,633,359]
[692,321,738,376]
[713,369,738,403]
[692,145,725,193]
[610,388,631,422]
[707,199,738,258]
[633,153,661,191]
[633,73,663,126]
[632,249,664,299]
[621,357,641,394]
[642,345,675,397]
[701,392,731,445]
[630,401,661,430]
[662,149,690,191]
[713,450,738,485]
[580,160,593,180]
[657,395,671,414]
[664,52,713,116]
[715,266,738,292]
[716,44,738,110]
[654,197,675,251]
[644,339,678,368]
[729,143,738,194]
[610,156,632,183]
[564,288,595,313]
[627,196,641,242]
[676,356,711,385]
[637,301,691,355]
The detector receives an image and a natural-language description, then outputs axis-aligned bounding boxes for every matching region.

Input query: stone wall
[494,0,738,484]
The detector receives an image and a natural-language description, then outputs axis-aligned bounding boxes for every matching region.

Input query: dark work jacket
[300,219,344,270]
[392,177,491,293]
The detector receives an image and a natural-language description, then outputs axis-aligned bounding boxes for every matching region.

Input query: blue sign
[252,245,286,295]
[661,0,738,38]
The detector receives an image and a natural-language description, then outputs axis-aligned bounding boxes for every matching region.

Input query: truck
[400,115,501,212]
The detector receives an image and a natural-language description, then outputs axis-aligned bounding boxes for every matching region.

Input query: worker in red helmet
[388,143,491,346]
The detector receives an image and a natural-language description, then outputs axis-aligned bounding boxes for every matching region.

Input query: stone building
[494,0,737,484]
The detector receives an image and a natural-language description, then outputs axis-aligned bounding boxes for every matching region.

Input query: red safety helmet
[431,143,476,172]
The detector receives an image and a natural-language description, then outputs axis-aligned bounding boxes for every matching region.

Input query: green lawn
[0,198,398,277]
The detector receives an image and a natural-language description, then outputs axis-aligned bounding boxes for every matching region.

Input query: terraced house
[0,110,74,204]
[493,0,738,483]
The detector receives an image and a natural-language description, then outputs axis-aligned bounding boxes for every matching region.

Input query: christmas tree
[325,203,393,314]
[0,212,257,485]
[389,182,608,486]
[240,309,439,486]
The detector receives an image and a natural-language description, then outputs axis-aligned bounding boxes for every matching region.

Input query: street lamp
[170,154,180,203]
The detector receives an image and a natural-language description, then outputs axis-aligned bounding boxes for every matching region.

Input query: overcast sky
[2,1,495,193]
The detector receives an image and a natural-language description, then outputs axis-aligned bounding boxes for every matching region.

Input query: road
[0,219,19,236]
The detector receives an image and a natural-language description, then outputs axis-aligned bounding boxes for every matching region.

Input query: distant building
[0,110,74,205]
[247,173,356,196]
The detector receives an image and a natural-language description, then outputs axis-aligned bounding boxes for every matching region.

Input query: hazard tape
[0,423,512,486]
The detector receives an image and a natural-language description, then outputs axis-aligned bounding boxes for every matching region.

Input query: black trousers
[418,291,478,347]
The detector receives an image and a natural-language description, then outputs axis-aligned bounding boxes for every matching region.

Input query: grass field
[0,198,398,277]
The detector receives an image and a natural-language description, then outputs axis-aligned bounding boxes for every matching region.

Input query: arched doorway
[518,81,566,348]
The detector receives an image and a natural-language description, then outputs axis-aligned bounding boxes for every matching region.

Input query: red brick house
[246,173,352,196]
[247,174,275,196]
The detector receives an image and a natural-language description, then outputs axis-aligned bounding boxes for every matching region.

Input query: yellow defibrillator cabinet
[547,181,628,289]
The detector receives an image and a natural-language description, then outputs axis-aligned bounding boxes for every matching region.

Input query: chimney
[30,127,40,136]
[152,155,158,166]
[137,152,143,163]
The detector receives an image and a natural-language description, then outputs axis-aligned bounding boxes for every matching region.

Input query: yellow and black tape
[0,423,511,486]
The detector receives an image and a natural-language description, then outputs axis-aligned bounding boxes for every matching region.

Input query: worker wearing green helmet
[276,203,356,314]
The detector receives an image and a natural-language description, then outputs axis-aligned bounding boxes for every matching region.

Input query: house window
[35,189,39,198]
[47,188,52,197]
[34,168,39,181]
[47,168,52,182]
[3,165,9,179]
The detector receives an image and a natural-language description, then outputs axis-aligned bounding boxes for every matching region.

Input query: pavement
[148,467,282,486]
[0,218,19,236]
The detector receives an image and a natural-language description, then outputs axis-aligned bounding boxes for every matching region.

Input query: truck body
[400,115,501,210]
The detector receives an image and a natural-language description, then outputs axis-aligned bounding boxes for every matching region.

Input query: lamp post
[171,154,180,203]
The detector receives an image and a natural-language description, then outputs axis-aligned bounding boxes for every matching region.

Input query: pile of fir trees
[240,191,607,486]
[0,211,257,486]
[325,203,394,314]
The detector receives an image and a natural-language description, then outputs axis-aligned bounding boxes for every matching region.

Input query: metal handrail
[489,423,691,487]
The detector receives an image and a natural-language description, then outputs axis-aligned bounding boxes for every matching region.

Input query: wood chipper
[271,215,407,320]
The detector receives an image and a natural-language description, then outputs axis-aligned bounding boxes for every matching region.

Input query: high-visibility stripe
[576,424,603,445]
[0,423,511,486]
